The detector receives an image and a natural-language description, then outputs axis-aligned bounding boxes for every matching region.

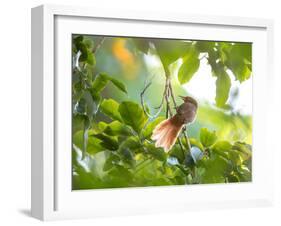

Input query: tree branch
[162,78,185,156]
[164,78,173,116]
[168,80,192,153]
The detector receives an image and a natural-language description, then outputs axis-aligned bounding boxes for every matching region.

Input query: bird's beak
[179,96,185,101]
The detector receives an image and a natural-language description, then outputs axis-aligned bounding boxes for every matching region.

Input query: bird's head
[179,96,198,108]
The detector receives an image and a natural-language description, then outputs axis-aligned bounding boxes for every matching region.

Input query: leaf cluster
[134,39,252,107]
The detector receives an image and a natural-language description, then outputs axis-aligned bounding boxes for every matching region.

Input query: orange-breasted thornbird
[151,96,198,152]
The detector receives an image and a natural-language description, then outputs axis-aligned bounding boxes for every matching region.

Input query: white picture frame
[31,4,274,221]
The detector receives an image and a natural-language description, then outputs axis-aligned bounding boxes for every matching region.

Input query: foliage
[72,35,252,189]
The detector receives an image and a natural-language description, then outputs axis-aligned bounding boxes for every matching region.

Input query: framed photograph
[31,4,274,221]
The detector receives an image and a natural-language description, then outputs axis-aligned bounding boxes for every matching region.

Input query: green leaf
[178,53,200,84]
[142,116,165,139]
[73,35,96,66]
[103,153,120,171]
[92,73,109,92]
[200,128,217,147]
[72,161,103,189]
[227,173,240,183]
[77,44,88,62]
[236,165,252,181]
[133,38,150,54]
[212,141,232,159]
[73,35,84,51]
[212,141,251,166]
[73,35,83,46]
[97,121,108,132]
[119,148,135,167]
[100,99,123,122]
[207,48,222,77]
[84,37,94,50]
[232,142,252,161]
[73,98,86,115]
[74,91,100,158]
[225,43,252,82]
[110,77,127,94]
[119,136,142,151]
[215,71,231,107]
[169,144,185,163]
[228,150,243,165]
[118,101,148,133]
[213,141,232,151]
[103,157,115,171]
[82,117,90,158]
[195,41,215,52]
[72,114,85,133]
[236,64,251,82]
[90,90,101,113]
[145,143,167,161]
[75,91,99,118]
[92,133,119,151]
[217,42,232,64]
[72,69,81,84]
[86,51,96,66]
[103,121,132,136]
[108,165,133,182]
[199,154,229,183]
[153,40,192,71]
[76,42,89,63]
[73,130,104,156]
[92,73,127,94]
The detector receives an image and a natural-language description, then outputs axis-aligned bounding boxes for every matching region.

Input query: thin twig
[164,78,173,116]
[140,81,153,117]
[165,102,169,118]
[93,37,105,54]
[177,137,186,157]
[168,81,178,110]
[182,126,192,151]
[140,76,166,119]
[161,79,185,156]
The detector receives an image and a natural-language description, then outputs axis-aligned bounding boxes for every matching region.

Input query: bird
[151,96,198,152]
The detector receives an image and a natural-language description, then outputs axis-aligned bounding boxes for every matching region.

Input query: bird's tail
[151,116,183,152]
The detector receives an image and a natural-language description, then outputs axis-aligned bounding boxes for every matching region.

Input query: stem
[183,126,192,151]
